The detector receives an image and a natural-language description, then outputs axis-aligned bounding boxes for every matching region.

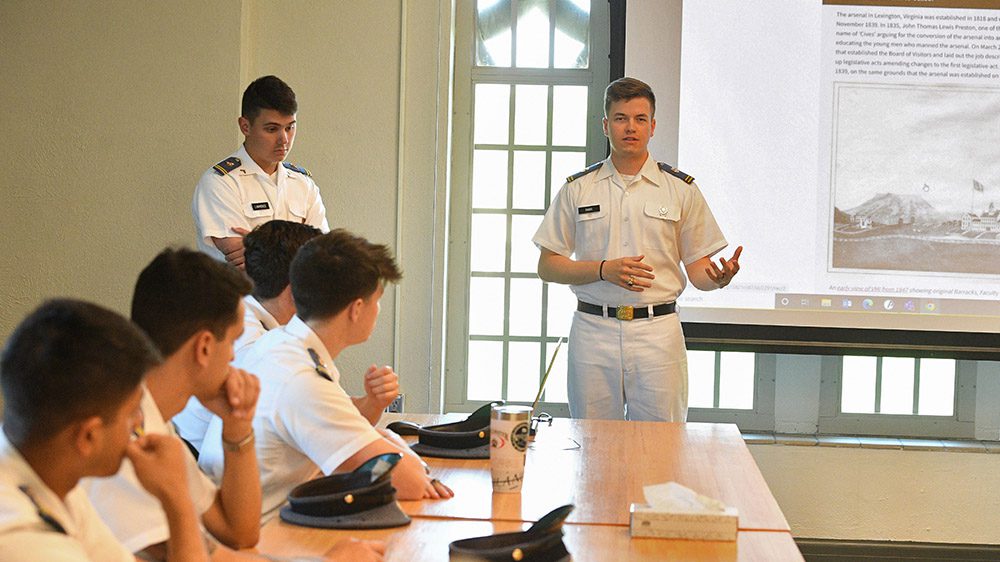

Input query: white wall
[744,354,1000,544]
[751,445,1000,543]
[240,0,405,396]
[0,0,242,341]
[0,0,450,411]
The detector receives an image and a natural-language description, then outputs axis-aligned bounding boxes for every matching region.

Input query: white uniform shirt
[173,295,280,452]
[533,156,727,305]
[0,432,132,562]
[82,387,217,553]
[236,295,280,363]
[192,145,331,261]
[198,315,382,520]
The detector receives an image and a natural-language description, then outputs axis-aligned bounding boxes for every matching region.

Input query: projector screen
[625,0,1000,357]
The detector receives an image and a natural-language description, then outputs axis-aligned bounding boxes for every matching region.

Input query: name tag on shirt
[578,205,600,215]
[251,202,271,211]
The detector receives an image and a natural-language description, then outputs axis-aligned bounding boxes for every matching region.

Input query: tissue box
[629,503,738,541]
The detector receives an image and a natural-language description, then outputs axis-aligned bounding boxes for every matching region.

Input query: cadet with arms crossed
[193,75,330,268]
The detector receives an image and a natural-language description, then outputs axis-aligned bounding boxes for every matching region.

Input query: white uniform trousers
[567,309,688,421]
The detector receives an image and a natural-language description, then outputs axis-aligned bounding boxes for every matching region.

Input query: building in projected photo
[961,204,1000,233]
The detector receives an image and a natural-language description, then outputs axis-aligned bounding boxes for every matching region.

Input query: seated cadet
[198,229,454,520]
[234,220,403,426]
[83,248,264,558]
[173,219,321,453]
[85,248,386,562]
[234,219,323,359]
[0,299,209,562]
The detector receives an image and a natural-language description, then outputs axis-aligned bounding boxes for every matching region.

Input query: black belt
[577,300,676,321]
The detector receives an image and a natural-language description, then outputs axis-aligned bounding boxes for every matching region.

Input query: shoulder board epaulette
[212,157,241,176]
[307,348,333,382]
[658,162,694,184]
[283,162,312,177]
[19,486,66,534]
[566,161,603,183]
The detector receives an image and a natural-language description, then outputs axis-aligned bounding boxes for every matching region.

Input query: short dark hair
[290,229,402,321]
[604,77,656,117]
[241,75,298,122]
[1,299,161,446]
[131,248,252,356]
[245,220,322,300]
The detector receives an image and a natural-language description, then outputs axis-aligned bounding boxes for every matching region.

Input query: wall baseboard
[797,539,1000,561]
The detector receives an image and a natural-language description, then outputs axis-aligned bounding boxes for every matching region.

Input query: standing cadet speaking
[533,77,742,422]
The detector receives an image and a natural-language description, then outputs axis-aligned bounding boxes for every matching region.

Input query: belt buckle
[615,305,634,321]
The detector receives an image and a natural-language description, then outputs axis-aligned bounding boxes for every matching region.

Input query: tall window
[445,0,610,413]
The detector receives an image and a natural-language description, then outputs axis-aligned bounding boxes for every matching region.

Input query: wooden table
[257,518,802,561]
[254,415,802,560]
[387,415,789,532]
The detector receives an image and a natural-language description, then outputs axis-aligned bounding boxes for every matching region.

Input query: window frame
[817,356,976,438]
[444,0,610,413]
[687,352,776,432]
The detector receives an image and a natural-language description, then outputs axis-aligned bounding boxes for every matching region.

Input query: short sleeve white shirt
[82,387,217,553]
[235,295,280,363]
[0,432,133,562]
[192,145,331,261]
[533,155,727,305]
[198,316,382,520]
[173,294,281,452]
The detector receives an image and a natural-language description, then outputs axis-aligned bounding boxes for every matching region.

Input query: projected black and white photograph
[829,84,1000,275]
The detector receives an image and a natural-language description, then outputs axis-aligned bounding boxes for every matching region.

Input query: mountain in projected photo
[831,192,1000,276]
[839,193,939,226]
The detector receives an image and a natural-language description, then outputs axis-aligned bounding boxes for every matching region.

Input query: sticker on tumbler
[511,422,530,452]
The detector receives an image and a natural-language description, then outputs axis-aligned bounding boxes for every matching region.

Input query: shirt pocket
[641,201,681,253]
[574,205,609,261]
[287,197,309,223]
[242,183,275,219]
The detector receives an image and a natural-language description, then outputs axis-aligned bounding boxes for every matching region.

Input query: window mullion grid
[751,353,760,412]
[548,0,556,69]
[510,0,518,68]
[465,1,600,409]
[499,83,517,402]
[536,83,556,400]
[874,356,883,414]
[539,281,549,401]
[476,143,584,151]
[713,351,722,408]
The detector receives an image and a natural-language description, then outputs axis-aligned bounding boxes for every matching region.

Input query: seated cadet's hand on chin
[202,367,261,439]
[363,364,400,410]
[323,538,386,562]
[127,434,190,505]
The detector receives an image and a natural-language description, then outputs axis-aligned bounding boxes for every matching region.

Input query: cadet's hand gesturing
[603,255,655,291]
[705,246,742,288]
